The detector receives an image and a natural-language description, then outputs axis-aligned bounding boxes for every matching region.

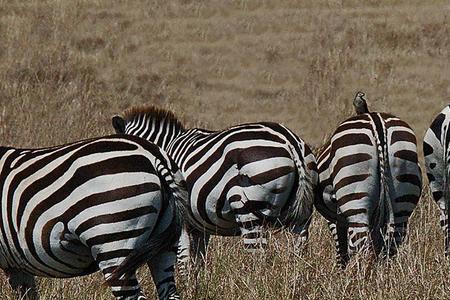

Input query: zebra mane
[122,105,185,131]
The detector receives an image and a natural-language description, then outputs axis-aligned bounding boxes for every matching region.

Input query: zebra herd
[0,92,448,299]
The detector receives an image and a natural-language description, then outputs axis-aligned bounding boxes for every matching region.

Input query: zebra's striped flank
[0,135,188,300]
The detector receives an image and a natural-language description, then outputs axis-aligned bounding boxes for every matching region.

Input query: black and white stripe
[112,106,317,267]
[424,104,450,255]
[315,95,421,266]
[0,135,188,300]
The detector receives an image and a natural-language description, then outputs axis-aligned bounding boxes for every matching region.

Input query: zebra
[0,134,191,300]
[424,104,450,256]
[112,106,317,268]
[315,92,422,266]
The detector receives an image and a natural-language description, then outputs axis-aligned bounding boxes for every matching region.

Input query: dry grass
[0,0,449,299]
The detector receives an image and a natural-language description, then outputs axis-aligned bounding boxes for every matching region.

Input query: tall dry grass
[0,0,449,299]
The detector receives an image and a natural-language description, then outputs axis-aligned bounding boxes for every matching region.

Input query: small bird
[353,91,369,115]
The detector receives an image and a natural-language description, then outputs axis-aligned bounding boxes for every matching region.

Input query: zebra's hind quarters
[114,105,318,264]
[353,91,369,115]
[317,108,421,267]
[0,135,188,300]
[105,202,179,284]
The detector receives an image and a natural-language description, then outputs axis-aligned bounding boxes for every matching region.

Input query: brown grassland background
[0,0,450,299]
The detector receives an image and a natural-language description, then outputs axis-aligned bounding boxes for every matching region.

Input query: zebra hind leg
[189,228,210,269]
[177,226,191,276]
[347,226,374,269]
[6,269,39,300]
[98,255,146,300]
[439,206,450,256]
[229,191,267,252]
[101,269,146,300]
[178,225,210,276]
[384,222,407,258]
[328,221,349,268]
[289,217,312,253]
[97,239,177,299]
[236,215,267,253]
[147,245,180,300]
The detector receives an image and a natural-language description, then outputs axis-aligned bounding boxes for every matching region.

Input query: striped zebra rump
[112,107,317,268]
[0,135,189,300]
[331,113,386,256]
[424,105,450,255]
[384,114,421,249]
[317,112,421,266]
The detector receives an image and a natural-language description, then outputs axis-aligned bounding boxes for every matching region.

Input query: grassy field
[0,0,449,299]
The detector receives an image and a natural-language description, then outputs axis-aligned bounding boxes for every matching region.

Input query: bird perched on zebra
[424,104,450,256]
[353,91,369,114]
[0,135,191,300]
[112,106,317,269]
[315,92,422,267]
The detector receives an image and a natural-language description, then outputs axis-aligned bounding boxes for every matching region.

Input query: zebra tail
[284,143,315,233]
[172,181,207,236]
[155,151,206,239]
[371,114,395,254]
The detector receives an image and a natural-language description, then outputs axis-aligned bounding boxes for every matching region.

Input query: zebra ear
[112,115,126,133]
